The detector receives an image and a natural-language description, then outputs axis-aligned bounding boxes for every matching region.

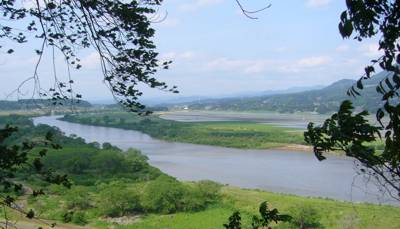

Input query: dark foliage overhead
[1,0,177,111]
[306,0,400,200]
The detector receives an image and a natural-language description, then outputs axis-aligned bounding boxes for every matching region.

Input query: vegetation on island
[61,112,306,149]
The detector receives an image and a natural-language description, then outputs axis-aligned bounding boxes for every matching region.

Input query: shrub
[62,211,73,223]
[91,150,126,174]
[142,178,221,213]
[65,187,92,210]
[142,176,185,214]
[125,148,149,172]
[97,183,142,217]
[279,204,323,229]
[195,180,222,204]
[71,211,88,225]
[182,180,222,212]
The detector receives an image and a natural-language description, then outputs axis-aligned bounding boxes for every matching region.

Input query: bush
[97,183,142,217]
[195,180,222,204]
[182,180,222,212]
[91,150,127,174]
[62,211,73,223]
[102,142,120,151]
[142,177,221,213]
[142,176,185,214]
[71,211,88,225]
[62,211,88,225]
[279,204,323,229]
[65,187,92,210]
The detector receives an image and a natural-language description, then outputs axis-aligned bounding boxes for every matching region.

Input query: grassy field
[16,185,400,229]
[61,112,306,149]
[86,186,400,229]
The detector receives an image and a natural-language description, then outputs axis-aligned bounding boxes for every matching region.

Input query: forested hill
[0,99,92,110]
[185,72,391,114]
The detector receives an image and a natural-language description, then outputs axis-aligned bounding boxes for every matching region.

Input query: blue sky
[0,0,382,102]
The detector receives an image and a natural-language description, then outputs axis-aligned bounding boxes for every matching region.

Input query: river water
[33,116,396,205]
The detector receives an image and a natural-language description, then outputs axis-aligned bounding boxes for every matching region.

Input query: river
[33,116,396,205]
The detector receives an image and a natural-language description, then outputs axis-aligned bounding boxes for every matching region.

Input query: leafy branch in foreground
[305,101,399,200]
[223,201,291,229]
[1,0,177,112]
[0,125,71,227]
[306,0,400,200]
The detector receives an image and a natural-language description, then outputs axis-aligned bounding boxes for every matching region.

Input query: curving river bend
[33,116,396,205]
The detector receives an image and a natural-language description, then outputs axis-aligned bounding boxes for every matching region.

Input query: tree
[1,0,177,112]
[1,0,274,111]
[305,0,400,200]
[0,124,71,226]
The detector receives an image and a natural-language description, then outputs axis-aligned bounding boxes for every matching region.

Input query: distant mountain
[0,99,92,110]
[183,72,391,114]
[143,96,212,106]
[228,85,325,98]
[143,85,325,107]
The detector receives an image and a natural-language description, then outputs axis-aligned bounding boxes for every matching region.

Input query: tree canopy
[1,0,177,111]
[305,0,400,200]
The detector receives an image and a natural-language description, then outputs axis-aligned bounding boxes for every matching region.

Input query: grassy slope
[61,112,306,149]
[5,186,400,229]
[92,187,400,229]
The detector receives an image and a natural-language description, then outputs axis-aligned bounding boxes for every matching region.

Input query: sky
[0,0,382,103]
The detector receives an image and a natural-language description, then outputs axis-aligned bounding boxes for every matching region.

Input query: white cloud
[204,55,331,75]
[205,58,271,74]
[160,51,196,63]
[306,0,332,8]
[179,0,224,12]
[80,52,100,69]
[360,43,382,57]
[157,17,180,28]
[335,44,350,52]
[296,56,331,68]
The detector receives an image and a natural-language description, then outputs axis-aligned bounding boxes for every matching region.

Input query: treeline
[0,99,92,110]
